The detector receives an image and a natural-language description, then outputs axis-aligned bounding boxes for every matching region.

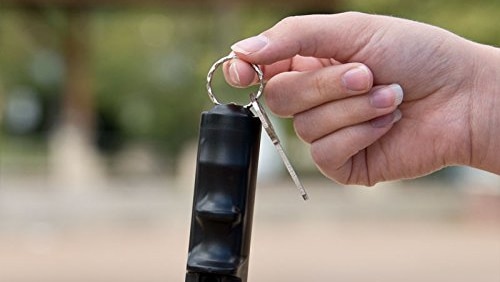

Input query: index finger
[223,55,335,87]
[230,13,382,65]
[222,57,290,87]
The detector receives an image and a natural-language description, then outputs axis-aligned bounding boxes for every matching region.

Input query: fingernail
[371,109,402,128]
[342,65,371,91]
[231,35,269,55]
[228,62,241,85]
[370,84,404,108]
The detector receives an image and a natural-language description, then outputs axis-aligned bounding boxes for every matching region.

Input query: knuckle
[312,71,334,101]
[264,80,292,117]
[341,11,368,21]
[310,142,331,171]
[276,16,301,28]
[264,92,287,117]
[348,171,379,187]
[293,115,314,143]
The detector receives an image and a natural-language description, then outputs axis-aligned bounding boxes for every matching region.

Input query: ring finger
[293,84,404,143]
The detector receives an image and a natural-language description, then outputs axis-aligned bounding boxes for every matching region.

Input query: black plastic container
[185,104,262,282]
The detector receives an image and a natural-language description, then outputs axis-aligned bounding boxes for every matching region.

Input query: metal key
[249,93,309,201]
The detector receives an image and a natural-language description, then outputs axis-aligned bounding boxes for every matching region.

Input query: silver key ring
[206,53,264,108]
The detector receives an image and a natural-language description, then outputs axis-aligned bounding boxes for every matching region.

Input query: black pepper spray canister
[185,54,265,282]
[185,103,261,282]
[185,54,308,282]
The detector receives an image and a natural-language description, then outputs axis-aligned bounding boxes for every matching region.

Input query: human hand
[223,12,500,185]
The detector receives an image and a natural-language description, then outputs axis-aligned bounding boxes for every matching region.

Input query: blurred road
[0,177,499,282]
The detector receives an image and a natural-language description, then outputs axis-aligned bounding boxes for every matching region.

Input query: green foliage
[342,0,500,46]
[89,8,280,161]
[0,7,280,164]
[0,2,498,167]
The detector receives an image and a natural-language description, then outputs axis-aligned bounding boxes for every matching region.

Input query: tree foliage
[0,2,498,168]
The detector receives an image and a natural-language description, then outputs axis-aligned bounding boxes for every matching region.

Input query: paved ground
[0,177,499,282]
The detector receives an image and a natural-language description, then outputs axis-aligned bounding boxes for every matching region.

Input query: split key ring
[206,53,264,108]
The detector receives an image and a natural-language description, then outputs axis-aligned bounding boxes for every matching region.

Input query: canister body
[186,104,261,282]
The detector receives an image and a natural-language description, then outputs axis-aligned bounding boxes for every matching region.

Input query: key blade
[275,143,309,201]
[249,93,309,201]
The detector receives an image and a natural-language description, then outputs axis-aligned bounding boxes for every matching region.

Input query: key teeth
[250,93,309,201]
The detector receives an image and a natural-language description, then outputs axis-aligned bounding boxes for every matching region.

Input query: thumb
[231,12,384,65]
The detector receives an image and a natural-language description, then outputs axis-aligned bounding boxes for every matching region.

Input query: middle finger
[264,63,373,117]
[293,84,404,143]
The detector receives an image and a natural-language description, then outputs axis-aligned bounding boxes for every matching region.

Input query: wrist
[468,43,500,173]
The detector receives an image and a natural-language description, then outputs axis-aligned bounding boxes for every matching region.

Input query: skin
[222,12,500,186]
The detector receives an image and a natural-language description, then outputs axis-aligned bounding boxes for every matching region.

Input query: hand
[223,12,500,185]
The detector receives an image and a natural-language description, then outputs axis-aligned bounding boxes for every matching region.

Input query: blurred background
[0,0,499,281]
